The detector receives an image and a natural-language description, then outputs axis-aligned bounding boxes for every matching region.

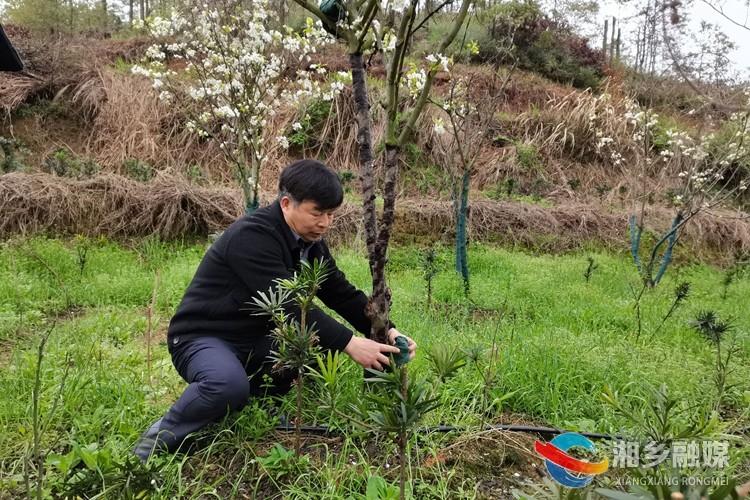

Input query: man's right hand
[343,336,400,370]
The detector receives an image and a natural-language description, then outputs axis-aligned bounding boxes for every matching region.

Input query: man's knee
[199,371,250,412]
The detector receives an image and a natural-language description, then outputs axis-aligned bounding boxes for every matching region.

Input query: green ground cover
[0,236,748,498]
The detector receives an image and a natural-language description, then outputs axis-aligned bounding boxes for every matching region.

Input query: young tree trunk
[349,52,390,344]
[455,169,470,297]
[295,373,303,455]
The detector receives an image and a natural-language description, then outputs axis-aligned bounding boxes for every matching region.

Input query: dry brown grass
[1,172,747,262]
[0,171,240,238]
[513,84,635,166]
[0,31,151,114]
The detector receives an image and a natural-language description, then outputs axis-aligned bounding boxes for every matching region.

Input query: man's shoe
[133,418,166,463]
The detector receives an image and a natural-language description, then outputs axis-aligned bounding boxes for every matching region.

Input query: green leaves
[353,365,440,435]
[425,343,467,383]
[366,475,400,500]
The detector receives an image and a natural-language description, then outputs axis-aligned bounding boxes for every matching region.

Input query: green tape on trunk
[394,335,411,367]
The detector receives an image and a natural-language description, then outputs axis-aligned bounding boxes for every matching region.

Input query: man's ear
[279,195,290,209]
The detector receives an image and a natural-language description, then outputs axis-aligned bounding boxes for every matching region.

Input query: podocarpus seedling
[601,383,713,445]
[721,254,748,300]
[426,343,467,384]
[690,310,739,412]
[649,281,690,340]
[354,363,439,500]
[250,258,330,456]
[583,256,598,283]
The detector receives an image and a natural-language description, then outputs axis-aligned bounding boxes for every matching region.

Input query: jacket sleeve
[224,223,354,352]
[315,242,395,339]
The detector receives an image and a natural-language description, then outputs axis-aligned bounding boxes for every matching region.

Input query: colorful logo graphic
[535,432,609,488]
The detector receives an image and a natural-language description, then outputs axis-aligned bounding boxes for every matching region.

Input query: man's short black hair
[278,159,344,210]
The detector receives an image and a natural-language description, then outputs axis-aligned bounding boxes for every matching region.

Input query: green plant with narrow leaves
[650,281,691,339]
[250,258,330,455]
[308,349,349,429]
[690,311,740,412]
[353,363,440,500]
[596,468,740,500]
[583,256,598,283]
[601,383,718,445]
[425,343,467,383]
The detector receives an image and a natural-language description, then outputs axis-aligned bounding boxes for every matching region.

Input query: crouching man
[134,159,416,461]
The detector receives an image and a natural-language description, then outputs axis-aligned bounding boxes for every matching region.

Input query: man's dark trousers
[134,333,295,460]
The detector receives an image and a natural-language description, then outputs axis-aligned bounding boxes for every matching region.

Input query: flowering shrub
[132,0,339,211]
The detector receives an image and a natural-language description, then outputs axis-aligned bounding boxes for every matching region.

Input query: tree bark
[350,52,391,344]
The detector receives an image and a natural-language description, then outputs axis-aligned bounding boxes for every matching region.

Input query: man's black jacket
[167,200,372,351]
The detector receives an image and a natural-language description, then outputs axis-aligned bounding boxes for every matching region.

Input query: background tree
[293,0,472,343]
[132,0,337,212]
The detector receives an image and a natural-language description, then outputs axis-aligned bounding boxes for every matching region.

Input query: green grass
[0,236,748,498]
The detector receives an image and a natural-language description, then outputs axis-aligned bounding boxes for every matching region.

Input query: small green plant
[690,310,739,411]
[650,281,690,339]
[123,158,154,182]
[721,254,748,300]
[366,475,400,500]
[44,149,100,179]
[308,349,348,428]
[354,363,440,500]
[73,235,91,278]
[425,344,467,383]
[46,442,156,498]
[583,256,598,283]
[602,383,716,445]
[250,258,330,455]
[256,443,309,481]
[515,142,541,171]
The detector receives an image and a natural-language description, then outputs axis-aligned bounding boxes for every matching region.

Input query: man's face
[280,195,337,242]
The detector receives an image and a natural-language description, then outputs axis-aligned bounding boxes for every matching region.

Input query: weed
[515,142,542,172]
[691,310,739,411]
[123,158,154,182]
[44,149,100,179]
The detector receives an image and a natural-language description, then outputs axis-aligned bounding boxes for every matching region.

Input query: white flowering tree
[592,88,750,335]
[293,0,473,344]
[132,0,337,212]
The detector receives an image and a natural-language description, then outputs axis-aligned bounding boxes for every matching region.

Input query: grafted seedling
[250,258,330,455]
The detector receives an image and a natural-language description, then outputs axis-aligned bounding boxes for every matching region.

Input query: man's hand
[343,336,400,370]
[388,328,417,361]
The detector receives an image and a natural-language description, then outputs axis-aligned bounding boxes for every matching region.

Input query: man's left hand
[388,328,417,360]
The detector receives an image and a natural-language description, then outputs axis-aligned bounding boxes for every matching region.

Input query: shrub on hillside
[470,1,605,89]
